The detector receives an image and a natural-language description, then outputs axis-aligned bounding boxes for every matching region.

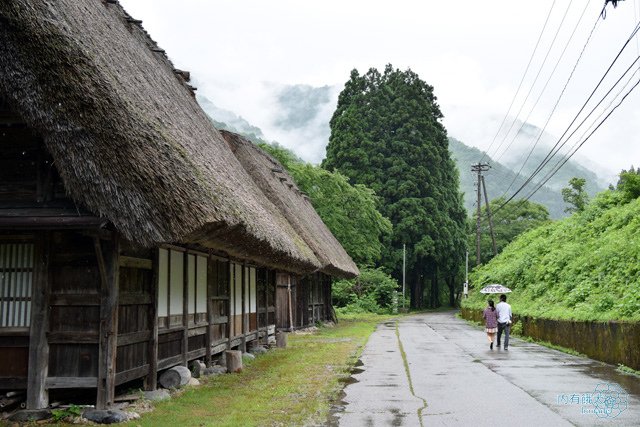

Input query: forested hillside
[449,137,603,219]
[463,186,640,321]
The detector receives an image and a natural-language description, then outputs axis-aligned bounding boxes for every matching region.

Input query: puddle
[577,363,640,396]
[327,357,366,426]
[390,407,406,426]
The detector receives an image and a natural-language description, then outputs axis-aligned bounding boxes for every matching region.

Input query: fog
[119,0,640,178]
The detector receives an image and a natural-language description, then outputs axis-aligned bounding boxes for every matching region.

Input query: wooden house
[221,131,358,329]
[0,0,357,411]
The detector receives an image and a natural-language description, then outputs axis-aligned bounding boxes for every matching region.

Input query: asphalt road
[333,311,640,427]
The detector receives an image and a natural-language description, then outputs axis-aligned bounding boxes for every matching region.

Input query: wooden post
[225,350,242,373]
[276,331,287,348]
[95,235,120,410]
[263,270,269,345]
[144,248,159,391]
[481,175,498,257]
[205,255,213,367]
[182,252,189,366]
[241,264,246,353]
[27,232,50,409]
[287,276,293,332]
[225,262,231,350]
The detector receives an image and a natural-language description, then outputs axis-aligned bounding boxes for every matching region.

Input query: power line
[479,0,558,163]
[494,0,592,165]
[498,2,601,198]
[522,63,640,202]
[488,0,576,162]
[495,18,640,211]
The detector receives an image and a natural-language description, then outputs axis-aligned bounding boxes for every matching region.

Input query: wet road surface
[334,311,640,426]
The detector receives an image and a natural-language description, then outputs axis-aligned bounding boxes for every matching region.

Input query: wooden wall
[276,272,334,331]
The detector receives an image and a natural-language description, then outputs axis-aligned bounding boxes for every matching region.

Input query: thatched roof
[221,131,359,279]
[0,0,321,273]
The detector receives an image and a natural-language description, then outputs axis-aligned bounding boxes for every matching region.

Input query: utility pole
[481,175,498,257]
[402,243,406,310]
[471,163,491,265]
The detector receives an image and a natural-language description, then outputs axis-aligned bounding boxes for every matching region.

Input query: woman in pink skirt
[483,299,498,350]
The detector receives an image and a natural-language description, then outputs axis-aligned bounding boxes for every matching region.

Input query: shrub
[333,266,399,314]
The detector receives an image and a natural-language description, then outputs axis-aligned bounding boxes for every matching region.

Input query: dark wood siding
[47,232,100,378]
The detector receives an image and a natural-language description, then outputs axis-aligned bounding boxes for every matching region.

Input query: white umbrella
[479,284,512,294]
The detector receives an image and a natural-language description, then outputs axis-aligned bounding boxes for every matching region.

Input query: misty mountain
[197,94,269,144]
[273,84,334,131]
[195,92,604,219]
[495,121,605,195]
[449,137,602,219]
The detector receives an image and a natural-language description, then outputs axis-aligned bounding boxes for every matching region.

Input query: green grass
[119,314,393,427]
[518,336,586,357]
[617,364,640,377]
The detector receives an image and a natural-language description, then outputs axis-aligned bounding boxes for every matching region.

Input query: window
[187,254,208,323]
[158,248,208,328]
[0,242,34,328]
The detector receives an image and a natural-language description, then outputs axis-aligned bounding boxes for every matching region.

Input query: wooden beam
[116,330,151,347]
[241,263,247,353]
[182,252,189,367]
[205,256,213,367]
[26,232,50,409]
[116,365,150,386]
[0,216,106,229]
[157,354,184,371]
[46,377,97,389]
[144,248,159,391]
[47,331,99,344]
[119,293,152,306]
[119,256,152,270]
[95,236,120,410]
[49,294,100,306]
[225,263,231,350]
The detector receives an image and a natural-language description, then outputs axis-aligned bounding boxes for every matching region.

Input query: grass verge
[120,314,393,427]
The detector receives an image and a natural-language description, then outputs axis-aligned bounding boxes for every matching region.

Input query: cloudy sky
[119,0,640,180]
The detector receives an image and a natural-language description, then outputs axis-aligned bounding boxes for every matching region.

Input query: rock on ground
[143,389,171,402]
[83,409,129,424]
[8,409,51,422]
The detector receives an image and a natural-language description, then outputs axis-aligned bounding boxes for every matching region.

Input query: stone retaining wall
[460,308,640,370]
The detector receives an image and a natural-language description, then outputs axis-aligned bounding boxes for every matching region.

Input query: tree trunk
[446,276,456,307]
[430,270,440,308]
[409,269,419,309]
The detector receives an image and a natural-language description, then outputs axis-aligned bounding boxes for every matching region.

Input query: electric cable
[479,0,558,162]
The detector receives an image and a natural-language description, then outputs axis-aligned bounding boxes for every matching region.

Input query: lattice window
[0,242,34,328]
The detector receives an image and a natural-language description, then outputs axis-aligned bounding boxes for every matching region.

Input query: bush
[333,266,399,314]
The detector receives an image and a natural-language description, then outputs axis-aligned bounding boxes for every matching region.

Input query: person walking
[496,294,512,350]
[482,300,498,350]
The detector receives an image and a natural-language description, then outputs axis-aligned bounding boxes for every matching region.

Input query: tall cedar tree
[323,65,467,308]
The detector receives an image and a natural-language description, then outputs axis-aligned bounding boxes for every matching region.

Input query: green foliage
[468,197,550,264]
[617,364,640,377]
[463,188,640,321]
[561,177,589,214]
[51,404,83,422]
[259,143,392,266]
[617,169,640,202]
[333,266,399,314]
[323,65,467,308]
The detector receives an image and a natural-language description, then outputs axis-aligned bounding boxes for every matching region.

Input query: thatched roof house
[221,131,359,279]
[0,0,321,273]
